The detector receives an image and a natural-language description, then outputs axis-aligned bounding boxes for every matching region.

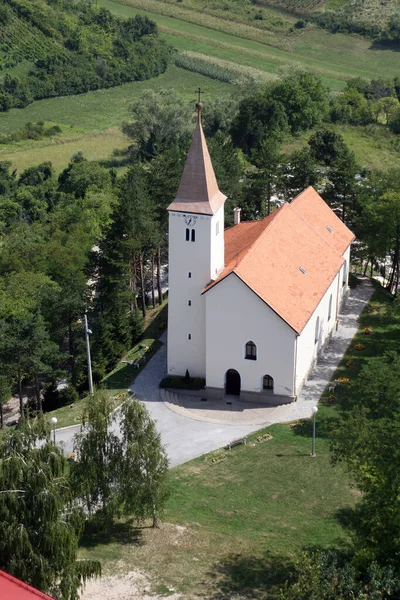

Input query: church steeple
[167,102,227,216]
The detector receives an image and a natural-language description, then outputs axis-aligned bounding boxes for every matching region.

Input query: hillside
[0,0,171,111]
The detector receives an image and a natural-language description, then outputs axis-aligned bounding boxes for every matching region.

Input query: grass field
[79,421,355,597]
[77,279,398,597]
[0,66,232,173]
[100,0,400,89]
[284,124,400,171]
[0,128,129,175]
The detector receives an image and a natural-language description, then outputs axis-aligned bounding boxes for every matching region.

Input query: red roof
[203,189,354,334]
[0,570,54,600]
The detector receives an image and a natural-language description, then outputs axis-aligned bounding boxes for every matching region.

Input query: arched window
[263,374,274,390]
[245,340,257,361]
[315,316,320,344]
[328,294,332,321]
[191,229,196,242]
[185,228,190,241]
[343,259,347,287]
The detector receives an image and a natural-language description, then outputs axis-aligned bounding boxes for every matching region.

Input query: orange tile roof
[291,186,355,253]
[167,115,226,216]
[203,190,354,334]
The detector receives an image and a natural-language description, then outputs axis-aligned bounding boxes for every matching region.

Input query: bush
[159,376,206,390]
[58,385,79,406]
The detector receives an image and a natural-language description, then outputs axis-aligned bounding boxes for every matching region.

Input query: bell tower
[167,102,227,378]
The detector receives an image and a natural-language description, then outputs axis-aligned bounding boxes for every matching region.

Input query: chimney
[233,207,241,225]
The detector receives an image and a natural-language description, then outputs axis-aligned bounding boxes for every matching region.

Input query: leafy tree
[119,399,169,528]
[202,97,238,137]
[122,89,192,159]
[250,134,283,216]
[375,96,399,124]
[0,418,100,598]
[280,549,400,599]
[231,71,327,155]
[279,147,319,199]
[72,393,169,528]
[0,272,60,416]
[330,88,373,125]
[72,391,123,523]
[325,145,359,222]
[331,351,400,567]
[308,128,346,166]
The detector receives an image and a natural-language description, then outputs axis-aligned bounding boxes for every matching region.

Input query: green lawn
[79,420,355,597]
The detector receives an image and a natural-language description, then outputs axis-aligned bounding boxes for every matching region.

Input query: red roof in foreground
[203,187,354,335]
[0,570,54,600]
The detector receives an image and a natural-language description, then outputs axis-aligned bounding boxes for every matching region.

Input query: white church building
[167,106,354,403]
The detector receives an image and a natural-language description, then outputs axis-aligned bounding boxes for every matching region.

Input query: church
[167,104,355,403]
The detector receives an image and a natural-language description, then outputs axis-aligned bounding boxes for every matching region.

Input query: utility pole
[84,314,94,394]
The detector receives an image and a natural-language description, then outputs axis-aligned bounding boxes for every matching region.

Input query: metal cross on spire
[196,87,203,103]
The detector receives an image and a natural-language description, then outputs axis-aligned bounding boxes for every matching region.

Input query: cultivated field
[1,0,399,174]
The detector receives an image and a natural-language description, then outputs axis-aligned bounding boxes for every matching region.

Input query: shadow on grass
[207,551,293,600]
[335,505,361,533]
[80,518,144,549]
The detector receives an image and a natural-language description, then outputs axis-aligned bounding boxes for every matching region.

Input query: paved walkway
[56,279,373,467]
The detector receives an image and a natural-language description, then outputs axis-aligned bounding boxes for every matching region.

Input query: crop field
[100,0,400,89]
[1,0,399,174]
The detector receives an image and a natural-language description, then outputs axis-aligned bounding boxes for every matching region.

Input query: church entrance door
[225,369,241,396]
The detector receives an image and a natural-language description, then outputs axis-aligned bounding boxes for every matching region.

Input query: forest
[0,0,171,110]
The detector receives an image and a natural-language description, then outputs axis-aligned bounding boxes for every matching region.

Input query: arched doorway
[225,369,241,396]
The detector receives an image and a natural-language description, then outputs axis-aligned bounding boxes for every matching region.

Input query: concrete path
[55,279,373,467]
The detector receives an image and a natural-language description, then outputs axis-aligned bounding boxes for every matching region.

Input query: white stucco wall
[338,245,351,305]
[205,273,297,397]
[295,243,351,393]
[295,272,340,393]
[167,206,225,378]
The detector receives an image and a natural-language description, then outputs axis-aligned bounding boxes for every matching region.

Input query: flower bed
[210,454,227,464]
[355,343,365,351]
[256,433,272,443]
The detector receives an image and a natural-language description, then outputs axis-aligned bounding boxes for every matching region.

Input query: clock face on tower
[184,215,197,227]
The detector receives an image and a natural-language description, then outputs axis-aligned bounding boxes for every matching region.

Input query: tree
[250,135,283,216]
[72,393,169,529]
[308,128,346,166]
[331,351,400,567]
[0,419,100,598]
[279,147,319,199]
[324,145,359,222]
[122,89,192,159]
[119,399,169,528]
[0,272,60,416]
[375,96,399,124]
[72,391,123,523]
[280,549,400,599]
